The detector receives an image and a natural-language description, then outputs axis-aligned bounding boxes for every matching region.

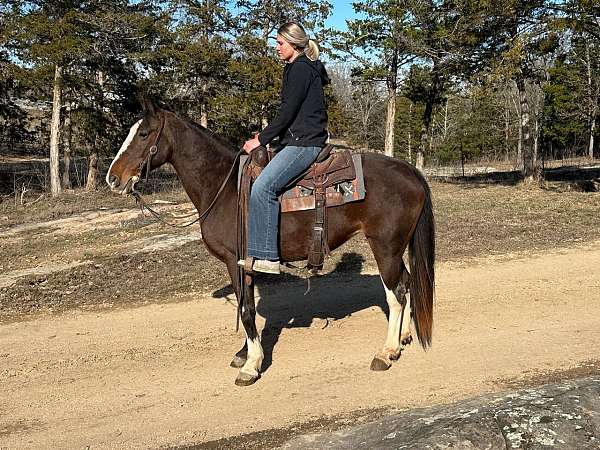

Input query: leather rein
[131,114,244,228]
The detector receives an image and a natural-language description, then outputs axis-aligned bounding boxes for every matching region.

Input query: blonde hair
[277,22,320,61]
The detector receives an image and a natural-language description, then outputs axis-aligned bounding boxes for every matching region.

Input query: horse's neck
[168,118,237,214]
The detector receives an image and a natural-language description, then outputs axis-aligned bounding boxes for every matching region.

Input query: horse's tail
[409,177,435,349]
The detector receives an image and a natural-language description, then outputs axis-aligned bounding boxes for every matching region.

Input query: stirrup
[252,259,281,275]
[237,257,254,273]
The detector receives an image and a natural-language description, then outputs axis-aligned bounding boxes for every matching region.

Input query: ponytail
[278,22,320,61]
[305,39,320,61]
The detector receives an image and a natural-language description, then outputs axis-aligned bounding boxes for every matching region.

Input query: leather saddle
[238,144,363,272]
[246,145,356,195]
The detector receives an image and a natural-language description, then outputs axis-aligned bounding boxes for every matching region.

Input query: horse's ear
[140,97,158,116]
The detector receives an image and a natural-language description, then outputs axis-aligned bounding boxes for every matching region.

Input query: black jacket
[258,54,329,148]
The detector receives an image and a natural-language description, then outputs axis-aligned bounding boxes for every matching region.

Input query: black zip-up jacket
[258,54,330,148]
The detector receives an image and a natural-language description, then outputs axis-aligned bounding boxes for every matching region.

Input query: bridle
[130,113,244,228]
[138,115,165,183]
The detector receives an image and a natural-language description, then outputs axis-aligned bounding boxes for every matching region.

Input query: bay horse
[106,99,435,386]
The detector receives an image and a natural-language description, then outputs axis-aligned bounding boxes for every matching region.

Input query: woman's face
[276,35,299,62]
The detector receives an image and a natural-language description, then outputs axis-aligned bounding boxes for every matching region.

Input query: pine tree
[337,0,412,158]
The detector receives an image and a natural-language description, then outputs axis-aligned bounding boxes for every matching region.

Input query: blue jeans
[247,145,322,260]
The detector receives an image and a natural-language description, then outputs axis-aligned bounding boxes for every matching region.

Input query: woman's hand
[243,134,261,153]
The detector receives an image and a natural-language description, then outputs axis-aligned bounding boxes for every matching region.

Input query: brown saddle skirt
[239,145,365,212]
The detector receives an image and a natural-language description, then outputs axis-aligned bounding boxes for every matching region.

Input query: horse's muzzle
[109,175,139,195]
[108,175,120,190]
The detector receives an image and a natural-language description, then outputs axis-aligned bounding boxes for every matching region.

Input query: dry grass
[0,186,191,229]
[1,180,599,320]
[433,182,600,261]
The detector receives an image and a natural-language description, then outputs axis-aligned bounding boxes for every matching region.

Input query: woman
[242,22,330,274]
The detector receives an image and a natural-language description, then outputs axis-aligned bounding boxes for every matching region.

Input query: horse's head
[106,98,171,194]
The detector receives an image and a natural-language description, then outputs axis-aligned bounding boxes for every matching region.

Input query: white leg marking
[240,337,263,378]
[381,276,402,355]
[105,119,142,185]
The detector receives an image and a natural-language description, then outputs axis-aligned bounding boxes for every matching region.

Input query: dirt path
[1,242,600,449]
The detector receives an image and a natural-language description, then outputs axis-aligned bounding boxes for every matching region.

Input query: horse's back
[360,152,428,207]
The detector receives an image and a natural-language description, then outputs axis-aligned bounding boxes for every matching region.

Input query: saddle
[238,145,365,272]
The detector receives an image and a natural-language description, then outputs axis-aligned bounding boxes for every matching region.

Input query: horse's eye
[139,130,150,139]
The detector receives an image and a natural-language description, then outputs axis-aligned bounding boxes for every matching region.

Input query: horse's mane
[161,104,238,155]
[185,119,238,154]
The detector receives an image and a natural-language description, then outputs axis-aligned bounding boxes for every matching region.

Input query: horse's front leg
[235,274,263,386]
[225,259,249,369]
[230,342,248,369]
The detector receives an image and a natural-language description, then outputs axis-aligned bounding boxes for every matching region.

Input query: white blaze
[106,120,142,185]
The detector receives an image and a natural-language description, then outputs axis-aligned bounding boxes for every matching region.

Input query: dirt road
[2,241,600,449]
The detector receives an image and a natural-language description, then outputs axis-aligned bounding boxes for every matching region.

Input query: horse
[106,98,435,386]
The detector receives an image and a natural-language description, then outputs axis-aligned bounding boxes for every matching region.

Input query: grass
[0,185,191,228]
[433,182,600,261]
[1,180,599,320]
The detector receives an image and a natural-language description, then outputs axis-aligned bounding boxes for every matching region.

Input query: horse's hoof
[235,372,260,386]
[401,335,413,346]
[230,355,247,368]
[370,356,392,371]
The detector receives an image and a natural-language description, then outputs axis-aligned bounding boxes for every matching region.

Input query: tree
[399,0,509,170]
[489,0,560,181]
[559,0,600,158]
[159,0,234,127]
[6,1,93,195]
[338,0,412,158]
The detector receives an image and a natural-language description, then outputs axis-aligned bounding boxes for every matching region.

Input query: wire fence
[1,151,599,200]
[0,157,181,198]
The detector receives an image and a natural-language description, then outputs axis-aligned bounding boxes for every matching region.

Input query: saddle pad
[238,153,366,213]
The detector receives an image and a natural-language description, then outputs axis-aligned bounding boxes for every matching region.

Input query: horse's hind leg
[368,237,410,371]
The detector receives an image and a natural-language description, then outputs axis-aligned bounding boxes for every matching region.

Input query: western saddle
[238,144,358,273]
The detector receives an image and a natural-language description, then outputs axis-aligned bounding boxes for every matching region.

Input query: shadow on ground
[211,252,388,372]
[432,164,600,190]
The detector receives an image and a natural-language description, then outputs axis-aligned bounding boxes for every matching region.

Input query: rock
[278,376,600,449]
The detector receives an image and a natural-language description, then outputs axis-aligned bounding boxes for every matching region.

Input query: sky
[325,0,358,32]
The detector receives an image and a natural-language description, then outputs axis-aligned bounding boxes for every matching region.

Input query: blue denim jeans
[247,145,322,260]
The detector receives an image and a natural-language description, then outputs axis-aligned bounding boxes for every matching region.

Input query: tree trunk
[516,75,535,181]
[200,103,208,128]
[585,39,597,159]
[533,116,542,181]
[416,70,439,172]
[86,152,98,191]
[62,102,72,189]
[416,98,434,172]
[49,64,62,197]
[408,102,412,163]
[504,92,510,161]
[85,70,105,191]
[442,98,448,141]
[384,51,398,158]
[590,114,597,159]
[512,81,522,166]
[384,91,396,157]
